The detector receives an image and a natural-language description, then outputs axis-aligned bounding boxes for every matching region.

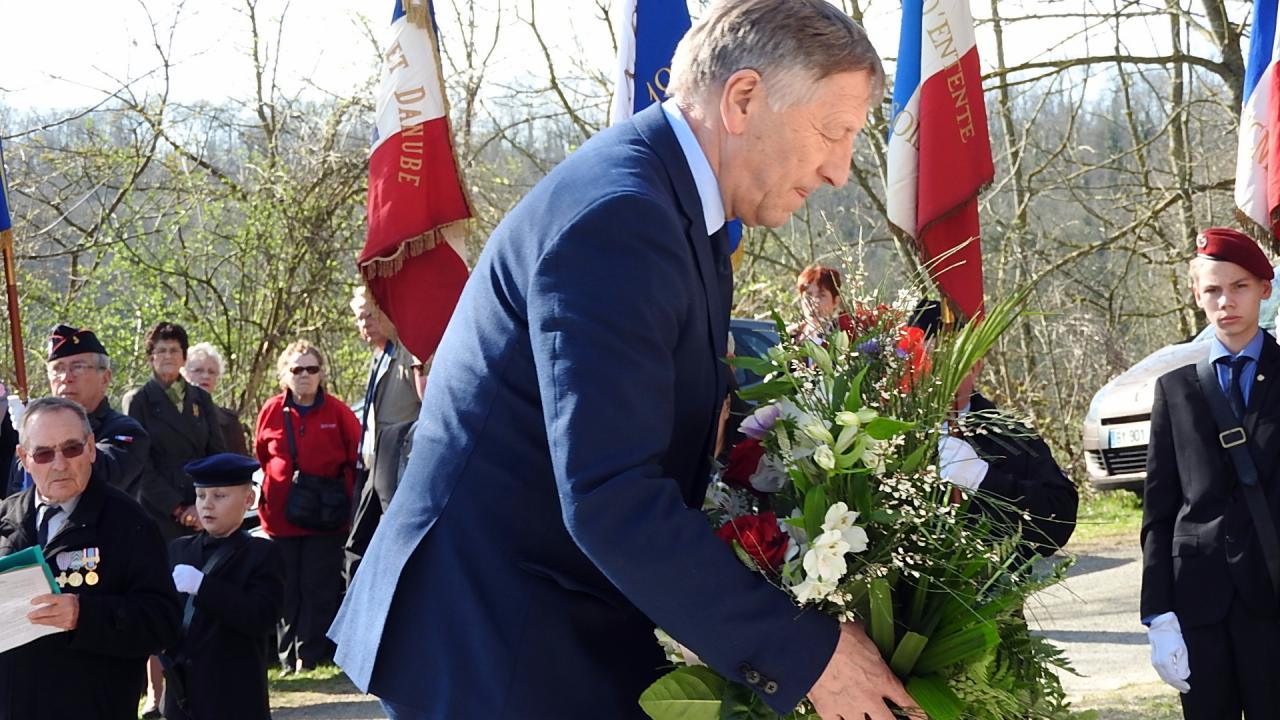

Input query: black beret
[47,325,108,361]
[184,453,260,488]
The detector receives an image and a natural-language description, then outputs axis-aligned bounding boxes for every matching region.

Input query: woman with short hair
[181,342,250,455]
[255,340,360,671]
[123,322,227,540]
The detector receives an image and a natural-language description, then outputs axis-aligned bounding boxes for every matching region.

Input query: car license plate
[1109,426,1149,448]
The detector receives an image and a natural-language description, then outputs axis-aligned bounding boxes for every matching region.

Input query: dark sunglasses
[290,365,322,376]
[29,440,88,465]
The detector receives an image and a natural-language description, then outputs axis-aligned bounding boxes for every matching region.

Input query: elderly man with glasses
[6,325,151,497]
[0,396,180,718]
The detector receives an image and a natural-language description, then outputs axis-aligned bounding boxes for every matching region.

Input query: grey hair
[186,342,226,375]
[19,397,93,448]
[350,285,375,313]
[667,0,886,111]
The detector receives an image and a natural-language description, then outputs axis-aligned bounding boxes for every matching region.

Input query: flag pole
[0,228,26,402]
[0,137,26,402]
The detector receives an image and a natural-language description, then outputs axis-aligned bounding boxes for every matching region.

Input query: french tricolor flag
[887,0,992,320]
[1235,0,1280,237]
[609,0,743,259]
[359,0,472,361]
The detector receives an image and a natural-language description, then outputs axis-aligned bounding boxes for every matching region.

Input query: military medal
[66,550,85,587]
[54,552,70,589]
[192,405,200,418]
[83,548,100,586]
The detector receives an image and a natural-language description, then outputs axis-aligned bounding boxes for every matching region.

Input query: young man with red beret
[1141,227,1280,718]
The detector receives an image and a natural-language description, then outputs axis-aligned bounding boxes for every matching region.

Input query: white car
[1083,288,1280,493]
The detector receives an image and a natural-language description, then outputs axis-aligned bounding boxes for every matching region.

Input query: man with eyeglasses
[0,396,180,718]
[5,325,151,497]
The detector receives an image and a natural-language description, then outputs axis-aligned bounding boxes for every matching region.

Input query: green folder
[0,546,61,595]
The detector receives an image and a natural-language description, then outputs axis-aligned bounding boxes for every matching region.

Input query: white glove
[172,564,205,595]
[1147,611,1191,693]
[938,436,989,490]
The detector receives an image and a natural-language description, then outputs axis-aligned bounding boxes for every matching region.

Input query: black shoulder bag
[1196,357,1280,595]
[282,408,350,533]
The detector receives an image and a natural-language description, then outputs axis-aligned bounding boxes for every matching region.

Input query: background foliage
[0,0,1258,468]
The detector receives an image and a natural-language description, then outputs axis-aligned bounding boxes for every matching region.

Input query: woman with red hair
[791,264,855,344]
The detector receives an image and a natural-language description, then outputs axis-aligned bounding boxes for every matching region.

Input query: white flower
[792,576,839,604]
[821,502,870,553]
[801,421,835,446]
[749,454,789,493]
[861,438,888,476]
[813,444,836,471]
[802,529,850,582]
[834,411,860,428]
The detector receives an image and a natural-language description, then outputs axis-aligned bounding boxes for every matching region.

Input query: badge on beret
[1196,233,1208,249]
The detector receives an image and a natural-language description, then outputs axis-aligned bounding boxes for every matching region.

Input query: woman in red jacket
[255,339,360,672]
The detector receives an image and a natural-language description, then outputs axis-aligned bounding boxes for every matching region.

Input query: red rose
[715,512,789,573]
[723,438,766,490]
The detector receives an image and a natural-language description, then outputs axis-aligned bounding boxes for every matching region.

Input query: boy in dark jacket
[162,453,284,720]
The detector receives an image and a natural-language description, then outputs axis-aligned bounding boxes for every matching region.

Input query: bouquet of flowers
[639,289,1072,720]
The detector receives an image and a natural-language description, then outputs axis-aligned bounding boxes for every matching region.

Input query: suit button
[742,665,761,685]
[1227,534,1235,543]
[763,680,778,695]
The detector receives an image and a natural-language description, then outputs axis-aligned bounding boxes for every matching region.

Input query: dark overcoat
[162,531,284,720]
[124,379,226,539]
[0,475,181,719]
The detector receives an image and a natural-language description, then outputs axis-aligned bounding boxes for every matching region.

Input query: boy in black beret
[161,453,284,720]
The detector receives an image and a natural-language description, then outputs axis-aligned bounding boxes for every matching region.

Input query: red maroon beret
[1196,227,1274,280]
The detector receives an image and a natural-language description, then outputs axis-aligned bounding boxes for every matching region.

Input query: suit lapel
[632,104,730,387]
[1247,334,1280,470]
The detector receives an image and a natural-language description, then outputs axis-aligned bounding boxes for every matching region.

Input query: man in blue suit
[331,2,912,718]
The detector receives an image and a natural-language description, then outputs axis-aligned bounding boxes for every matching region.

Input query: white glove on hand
[937,436,989,490]
[1147,611,1191,693]
[172,564,205,595]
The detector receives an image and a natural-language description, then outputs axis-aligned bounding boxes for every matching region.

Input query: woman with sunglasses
[254,340,360,673]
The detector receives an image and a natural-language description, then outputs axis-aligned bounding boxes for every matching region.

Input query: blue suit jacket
[330,104,837,718]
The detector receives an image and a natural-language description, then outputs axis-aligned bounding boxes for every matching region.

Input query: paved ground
[1028,538,1174,702]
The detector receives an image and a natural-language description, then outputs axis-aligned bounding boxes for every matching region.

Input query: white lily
[803,530,850,582]
[792,576,839,604]
[813,444,836,471]
[821,502,870,553]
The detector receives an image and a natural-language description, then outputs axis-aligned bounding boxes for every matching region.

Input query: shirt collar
[1210,329,1265,364]
[661,99,726,236]
[35,491,81,516]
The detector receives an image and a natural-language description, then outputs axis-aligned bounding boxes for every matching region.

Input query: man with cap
[1141,227,1280,718]
[161,453,284,720]
[0,396,181,719]
[6,325,151,496]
